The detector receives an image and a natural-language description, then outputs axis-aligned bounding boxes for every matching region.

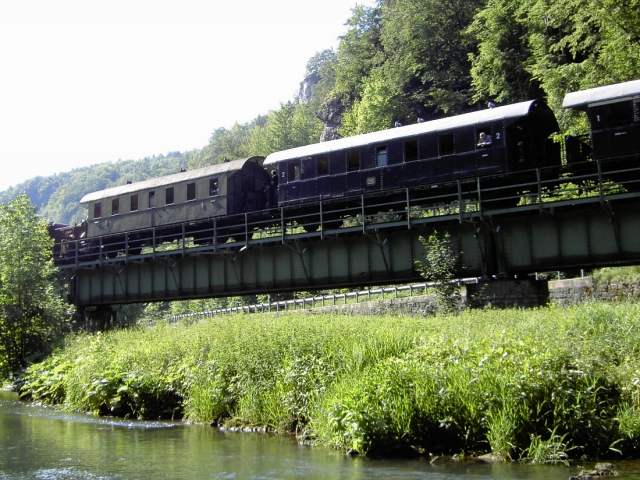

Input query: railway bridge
[54,163,640,317]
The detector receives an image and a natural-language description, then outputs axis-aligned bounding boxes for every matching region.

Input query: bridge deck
[54,160,640,306]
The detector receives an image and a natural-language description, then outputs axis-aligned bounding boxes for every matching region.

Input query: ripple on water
[34,468,122,480]
[0,470,122,480]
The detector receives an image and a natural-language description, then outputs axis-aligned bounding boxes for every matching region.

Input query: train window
[330,151,345,174]
[439,133,454,156]
[301,157,315,179]
[634,99,640,122]
[209,178,219,195]
[590,102,634,128]
[287,160,301,181]
[111,198,119,215]
[165,187,174,205]
[187,182,196,201]
[476,125,493,149]
[317,155,329,176]
[404,140,418,162]
[346,150,360,172]
[148,191,156,208]
[375,146,388,167]
[419,135,438,159]
[93,202,102,219]
[607,101,634,127]
[130,194,138,211]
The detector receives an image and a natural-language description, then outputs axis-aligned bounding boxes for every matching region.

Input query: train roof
[562,79,640,109]
[264,100,538,166]
[80,156,264,204]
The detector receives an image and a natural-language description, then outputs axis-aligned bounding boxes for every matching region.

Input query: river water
[2,391,640,480]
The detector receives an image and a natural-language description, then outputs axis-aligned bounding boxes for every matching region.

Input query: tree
[0,195,69,377]
[468,0,542,104]
[248,102,323,156]
[333,4,384,104]
[469,0,640,132]
[414,231,460,312]
[341,68,403,135]
[380,0,485,118]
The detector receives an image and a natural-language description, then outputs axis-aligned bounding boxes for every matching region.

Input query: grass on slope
[20,302,640,461]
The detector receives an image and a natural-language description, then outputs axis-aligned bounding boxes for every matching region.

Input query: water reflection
[1,394,639,479]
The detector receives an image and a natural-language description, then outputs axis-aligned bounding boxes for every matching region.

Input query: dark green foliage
[468,0,542,103]
[0,195,70,377]
[469,0,640,132]
[333,4,384,104]
[380,0,484,115]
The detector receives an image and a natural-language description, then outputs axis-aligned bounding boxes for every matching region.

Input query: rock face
[320,126,341,142]
[317,96,344,142]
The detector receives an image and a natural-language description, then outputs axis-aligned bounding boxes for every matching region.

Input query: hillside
[0,153,188,225]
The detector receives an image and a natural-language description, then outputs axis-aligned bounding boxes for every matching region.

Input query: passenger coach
[563,79,640,163]
[80,156,270,240]
[264,100,560,207]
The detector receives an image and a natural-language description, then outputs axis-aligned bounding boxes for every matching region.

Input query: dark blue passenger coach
[264,100,560,205]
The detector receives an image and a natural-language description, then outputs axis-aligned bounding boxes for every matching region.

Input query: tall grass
[20,302,640,460]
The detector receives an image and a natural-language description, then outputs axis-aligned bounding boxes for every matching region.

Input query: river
[2,391,640,480]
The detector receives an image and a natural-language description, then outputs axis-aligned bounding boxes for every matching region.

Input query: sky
[0,0,374,191]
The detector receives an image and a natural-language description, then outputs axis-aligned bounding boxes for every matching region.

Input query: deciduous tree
[0,195,69,376]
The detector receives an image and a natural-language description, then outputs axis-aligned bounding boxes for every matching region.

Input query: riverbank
[18,302,640,461]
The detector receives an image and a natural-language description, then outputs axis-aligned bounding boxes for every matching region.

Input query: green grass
[20,302,640,460]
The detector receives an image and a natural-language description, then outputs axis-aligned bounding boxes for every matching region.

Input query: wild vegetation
[0,196,70,378]
[20,302,640,461]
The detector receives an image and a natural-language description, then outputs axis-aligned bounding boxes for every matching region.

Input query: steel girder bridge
[53,159,640,308]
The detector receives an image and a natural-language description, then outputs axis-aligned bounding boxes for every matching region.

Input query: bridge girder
[68,198,640,306]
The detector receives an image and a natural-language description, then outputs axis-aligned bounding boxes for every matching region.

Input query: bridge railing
[162,277,481,323]
[52,155,640,268]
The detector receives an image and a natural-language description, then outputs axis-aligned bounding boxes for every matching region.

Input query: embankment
[19,302,640,460]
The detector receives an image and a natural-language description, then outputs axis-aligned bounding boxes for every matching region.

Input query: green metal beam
[71,198,640,306]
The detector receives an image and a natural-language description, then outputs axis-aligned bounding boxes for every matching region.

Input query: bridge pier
[464,279,549,308]
[78,305,117,331]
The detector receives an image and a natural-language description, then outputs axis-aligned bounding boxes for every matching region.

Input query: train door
[381,141,402,189]
[345,149,361,193]
[454,127,476,177]
[417,134,438,185]
[316,155,332,198]
[299,156,317,201]
[401,137,419,187]
[506,122,529,172]
[330,151,346,197]
[285,159,301,203]
[474,122,504,175]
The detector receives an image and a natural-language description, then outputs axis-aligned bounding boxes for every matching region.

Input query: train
[50,78,640,262]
